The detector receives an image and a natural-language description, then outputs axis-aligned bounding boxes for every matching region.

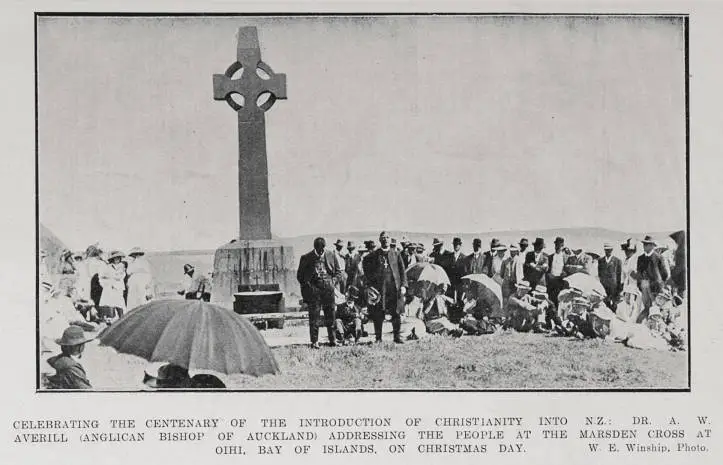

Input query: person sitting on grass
[459,295,500,336]
[503,280,539,333]
[334,286,369,344]
[530,285,559,333]
[45,326,95,390]
[418,284,462,338]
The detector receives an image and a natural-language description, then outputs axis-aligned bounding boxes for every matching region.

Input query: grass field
[70,328,687,391]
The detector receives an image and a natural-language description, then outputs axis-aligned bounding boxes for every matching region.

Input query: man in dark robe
[363,231,408,343]
[297,237,343,348]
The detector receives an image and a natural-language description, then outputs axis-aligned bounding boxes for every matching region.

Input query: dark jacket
[465,252,486,275]
[297,249,342,303]
[46,354,92,390]
[447,251,467,285]
[524,250,549,287]
[637,252,669,294]
[598,255,623,296]
[363,248,408,292]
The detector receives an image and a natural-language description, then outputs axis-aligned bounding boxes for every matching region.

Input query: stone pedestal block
[210,239,297,308]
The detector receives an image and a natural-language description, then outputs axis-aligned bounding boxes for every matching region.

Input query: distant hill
[39,222,69,276]
[41,225,682,299]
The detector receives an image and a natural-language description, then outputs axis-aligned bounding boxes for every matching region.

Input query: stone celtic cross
[213,26,287,240]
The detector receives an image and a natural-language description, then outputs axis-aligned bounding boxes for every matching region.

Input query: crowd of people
[39,245,156,389]
[297,231,687,351]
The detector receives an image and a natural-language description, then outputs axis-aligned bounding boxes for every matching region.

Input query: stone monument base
[210,239,296,309]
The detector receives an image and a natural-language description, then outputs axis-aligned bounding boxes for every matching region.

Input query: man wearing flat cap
[524,238,549,290]
[297,237,344,348]
[598,242,622,311]
[636,235,670,314]
[362,231,408,343]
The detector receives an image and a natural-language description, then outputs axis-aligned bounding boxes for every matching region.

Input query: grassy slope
[229,332,687,390]
[77,330,687,391]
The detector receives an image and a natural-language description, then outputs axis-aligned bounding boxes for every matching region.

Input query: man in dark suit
[636,235,670,314]
[297,237,343,348]
[598,242,623,311]
[446,237,467,302]
[428,238,448,267]
[465,238,486,275]
[524,237,549,289]
[363,231,408,343]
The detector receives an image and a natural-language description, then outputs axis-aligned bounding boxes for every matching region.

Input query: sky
[37,16,687,252]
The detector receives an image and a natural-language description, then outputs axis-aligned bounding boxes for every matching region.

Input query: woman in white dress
[125,247,154,310]
[99,250,127,321]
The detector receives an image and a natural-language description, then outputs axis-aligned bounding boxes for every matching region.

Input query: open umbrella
[406,262,450,285]
[564,272,606,298]
[98,300,279,376]
[406,262,450,300]
[461,274,503,309]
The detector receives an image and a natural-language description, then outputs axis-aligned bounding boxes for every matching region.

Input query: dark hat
[533,237,545,248]
[415,243,426,251]
[347,241,356,249]
[143,364,190,389]
[621,238,637,251]
[432,238,443,247]
[365,240,376,249]
[519,238,529,246]
[190,374,226,389]
[347,285,361,299]
[453,237,462,245]
[641,235,657,245]
[489,238,502,249]
[183,264,195,274]
[473,238,482,246]
[334,239,344,247]
[366,286,381,306]
[554,236,565,245]
[55,326,94,346]
[128,246,145,257]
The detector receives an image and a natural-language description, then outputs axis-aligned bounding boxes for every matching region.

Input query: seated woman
[418,285,462,337]
[45,326,95,390]
[616,286,642,323]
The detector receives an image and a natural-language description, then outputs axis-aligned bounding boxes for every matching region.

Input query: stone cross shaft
[213,26,287,241]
